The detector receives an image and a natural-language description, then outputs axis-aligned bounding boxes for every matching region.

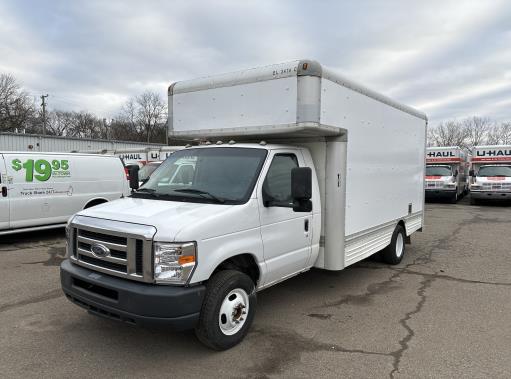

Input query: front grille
[78,254,128,273]
[481,183,511,191]
[79,229,127,245]
[426,181,444,189]
[69,218,155,283]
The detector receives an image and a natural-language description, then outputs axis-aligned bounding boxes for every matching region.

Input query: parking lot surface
[1,200,510,378]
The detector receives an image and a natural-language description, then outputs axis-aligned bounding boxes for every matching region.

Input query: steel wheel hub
[218,288,249,335]
[396,233,404,258]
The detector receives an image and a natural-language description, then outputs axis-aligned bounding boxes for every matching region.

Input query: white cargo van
[0,152,130,235]
[425,146,469,203]
[60,60,427,350]
[469,145,511,204]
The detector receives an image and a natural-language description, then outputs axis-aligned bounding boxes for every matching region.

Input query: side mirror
[129,166,140,190]
[453,169,459,177]
[291,167,312,212]
[469,169,475,177]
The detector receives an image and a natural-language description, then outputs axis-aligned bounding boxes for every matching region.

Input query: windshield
[477,166,511,177]
[133,147,267,204]
[426,166,452,176]
[138,162,161,181]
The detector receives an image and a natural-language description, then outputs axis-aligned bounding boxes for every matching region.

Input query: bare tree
[428,120,468,147]
[0,73,36,132]
[117,91,167,143]
[497,122,511,145]
[462,116,492,148]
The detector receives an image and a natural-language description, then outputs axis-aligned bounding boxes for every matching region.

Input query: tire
[195,270,256,350]
[450,192,458,204]
[381,225,406,265]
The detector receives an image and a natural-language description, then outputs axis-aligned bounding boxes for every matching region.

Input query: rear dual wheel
[381,225,406,265]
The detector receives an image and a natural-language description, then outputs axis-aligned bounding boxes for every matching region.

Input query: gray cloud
[1,0,510,126]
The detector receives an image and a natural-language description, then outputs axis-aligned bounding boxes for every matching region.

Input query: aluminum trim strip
[76,235,127,252]
[77,247,127,264]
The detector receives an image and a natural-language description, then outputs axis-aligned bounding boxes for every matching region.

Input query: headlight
[154,242,197,284]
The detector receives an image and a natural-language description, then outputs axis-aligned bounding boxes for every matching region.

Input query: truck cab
[425,146,468,203]
[469,146,511,204]
[61,143,318,348]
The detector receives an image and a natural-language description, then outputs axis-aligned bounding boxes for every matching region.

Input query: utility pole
[40,94,49,135]
[103,118,109,140]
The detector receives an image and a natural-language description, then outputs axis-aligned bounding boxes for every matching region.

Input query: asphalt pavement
[1,199,510,378]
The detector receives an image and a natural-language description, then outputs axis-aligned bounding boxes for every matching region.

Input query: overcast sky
[1,0,510,126]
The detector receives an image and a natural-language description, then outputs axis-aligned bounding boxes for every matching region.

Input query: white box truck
[469,145,511,204]
[425,146,469,203]
[60,60,427,350]
[0,152,130,235]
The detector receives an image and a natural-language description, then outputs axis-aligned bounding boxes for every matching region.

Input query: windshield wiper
[131,188,161,199]
[173,188,226,203]
[136,188,156,193]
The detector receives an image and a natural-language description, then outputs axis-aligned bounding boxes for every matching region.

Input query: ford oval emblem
[91,243,110,258]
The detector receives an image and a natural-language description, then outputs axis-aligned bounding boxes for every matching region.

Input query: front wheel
[195,270,256,350]
[381,225,406,265]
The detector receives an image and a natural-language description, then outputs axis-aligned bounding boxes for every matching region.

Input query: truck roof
[181,142,296,151]
[169,59,427,121]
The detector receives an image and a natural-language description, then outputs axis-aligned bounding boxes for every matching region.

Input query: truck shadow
[0,228,65,246]
[76,255,392,356]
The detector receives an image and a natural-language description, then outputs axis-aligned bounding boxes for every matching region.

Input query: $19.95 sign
[11,159,70,182]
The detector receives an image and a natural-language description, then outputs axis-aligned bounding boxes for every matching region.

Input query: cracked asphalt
[1,199,510,378]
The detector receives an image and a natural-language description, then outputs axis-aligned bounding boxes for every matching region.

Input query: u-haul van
[0,152,130,235]
[469,145,511,204]
[60,59,427,350]
[425,146,468,203]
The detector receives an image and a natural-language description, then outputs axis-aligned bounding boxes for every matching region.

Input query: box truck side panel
[320,79,426,265]
[172,77,298,133]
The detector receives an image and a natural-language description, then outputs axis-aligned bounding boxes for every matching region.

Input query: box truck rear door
[258,150,313,286]
[0,155,9,229]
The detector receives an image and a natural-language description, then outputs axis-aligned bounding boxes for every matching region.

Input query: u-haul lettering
[472,147,511,162]
[119,153,143,160]
[426,149,462,163]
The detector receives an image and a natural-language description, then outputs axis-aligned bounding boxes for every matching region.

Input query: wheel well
[84,198,108,209]
[397,220,411,244]
[213,254,260,285]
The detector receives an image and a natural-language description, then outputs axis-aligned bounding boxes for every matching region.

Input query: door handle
[304,219,309,232]
[1,186,7,197]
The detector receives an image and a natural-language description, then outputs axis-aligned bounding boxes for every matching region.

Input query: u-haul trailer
[60,59,427,350]
[425,146,469,203]
[469,145,511,204]
[73,146,184,167]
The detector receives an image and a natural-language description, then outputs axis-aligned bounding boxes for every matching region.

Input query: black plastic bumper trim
[60,259,205,330]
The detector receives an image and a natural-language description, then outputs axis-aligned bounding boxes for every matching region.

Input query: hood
[75,197,260,242]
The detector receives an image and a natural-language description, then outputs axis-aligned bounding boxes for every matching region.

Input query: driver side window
[263,154,298,207]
